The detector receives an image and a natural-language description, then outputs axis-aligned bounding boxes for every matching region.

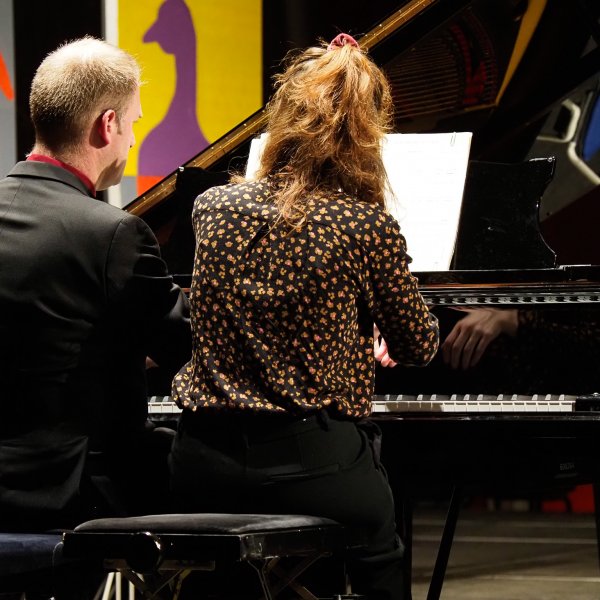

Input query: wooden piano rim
[126,0,441,217]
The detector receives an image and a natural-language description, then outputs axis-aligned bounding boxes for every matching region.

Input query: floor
[410,500,599,600]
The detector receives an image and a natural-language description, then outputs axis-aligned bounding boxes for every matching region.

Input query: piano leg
[427,485,463,600]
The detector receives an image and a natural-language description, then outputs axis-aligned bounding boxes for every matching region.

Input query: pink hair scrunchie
[327,33,359,51]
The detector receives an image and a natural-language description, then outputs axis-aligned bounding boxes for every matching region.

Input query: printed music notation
[381,132,472,272]
[246,132,472,272]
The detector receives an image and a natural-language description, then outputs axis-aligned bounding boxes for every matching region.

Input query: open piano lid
[124,0,600,279]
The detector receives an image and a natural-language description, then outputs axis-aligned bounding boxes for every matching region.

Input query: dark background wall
[262,0,400,101]
[13,0,103,160]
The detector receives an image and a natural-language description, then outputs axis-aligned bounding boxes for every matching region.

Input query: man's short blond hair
[30,36,141,152]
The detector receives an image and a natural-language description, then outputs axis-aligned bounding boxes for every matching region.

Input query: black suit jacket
[0,161,191,529]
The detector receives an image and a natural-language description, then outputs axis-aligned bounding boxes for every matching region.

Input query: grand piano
[135,1,600,598]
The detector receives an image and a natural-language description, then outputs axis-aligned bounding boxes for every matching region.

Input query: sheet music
[246,132,266,180]
[382,132,472,271]
[246,132,472,271]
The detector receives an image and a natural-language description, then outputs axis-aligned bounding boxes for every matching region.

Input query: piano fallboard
[414,266,600,306]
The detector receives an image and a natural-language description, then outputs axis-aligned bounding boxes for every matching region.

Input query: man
[0,37,190,532]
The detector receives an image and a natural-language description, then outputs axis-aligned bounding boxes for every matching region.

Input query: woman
[170,33,439,599]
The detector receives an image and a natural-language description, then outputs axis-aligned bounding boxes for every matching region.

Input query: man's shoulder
[6,160,90,196]
[2,162,138,226]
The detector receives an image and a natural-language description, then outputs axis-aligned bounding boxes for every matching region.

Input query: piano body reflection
[134,1,600,598]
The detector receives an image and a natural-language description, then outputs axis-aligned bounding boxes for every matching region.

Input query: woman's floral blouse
[172,179,439,419]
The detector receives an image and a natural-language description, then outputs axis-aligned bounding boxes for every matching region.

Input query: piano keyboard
[371,394,577,413]
[148,395,182,415]
[148,393,581,416]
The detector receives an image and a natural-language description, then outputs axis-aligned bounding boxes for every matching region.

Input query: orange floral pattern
[172,179,439,418]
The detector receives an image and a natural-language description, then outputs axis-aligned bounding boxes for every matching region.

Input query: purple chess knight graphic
[138,0,209,179]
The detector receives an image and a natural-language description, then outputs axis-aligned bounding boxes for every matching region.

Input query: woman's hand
[374,324,398,368]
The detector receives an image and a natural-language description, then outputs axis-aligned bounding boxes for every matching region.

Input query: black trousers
[169,410,404,600]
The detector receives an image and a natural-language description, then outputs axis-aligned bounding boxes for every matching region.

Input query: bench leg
[111,569,181,600]
[93,572,138,600]
[249,554,326,600]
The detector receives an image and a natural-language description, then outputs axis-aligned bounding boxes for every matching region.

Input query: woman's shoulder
[308,192,399,234]
[193,179,273,213]
[198,179,269,200]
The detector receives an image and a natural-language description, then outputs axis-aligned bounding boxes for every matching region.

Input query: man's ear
[97,109,117,145]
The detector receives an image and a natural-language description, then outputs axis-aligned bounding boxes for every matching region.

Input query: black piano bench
[61,513,367,600]
[0,532,68,599]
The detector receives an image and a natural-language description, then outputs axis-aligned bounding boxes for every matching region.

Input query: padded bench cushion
[73,513,341,534]
[63,513,366,570]
[0,533,63,576]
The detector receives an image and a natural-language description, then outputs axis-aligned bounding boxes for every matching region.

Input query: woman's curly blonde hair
[254,40,394,228]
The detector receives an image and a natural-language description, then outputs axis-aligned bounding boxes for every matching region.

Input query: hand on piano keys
[441,308,518,370]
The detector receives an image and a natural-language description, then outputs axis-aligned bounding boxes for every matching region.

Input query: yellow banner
[118,0,262,189]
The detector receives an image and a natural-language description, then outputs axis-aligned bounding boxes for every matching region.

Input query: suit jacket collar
[8,161,96,198]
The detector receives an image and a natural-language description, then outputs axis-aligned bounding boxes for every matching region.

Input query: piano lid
[126,0,600,276]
